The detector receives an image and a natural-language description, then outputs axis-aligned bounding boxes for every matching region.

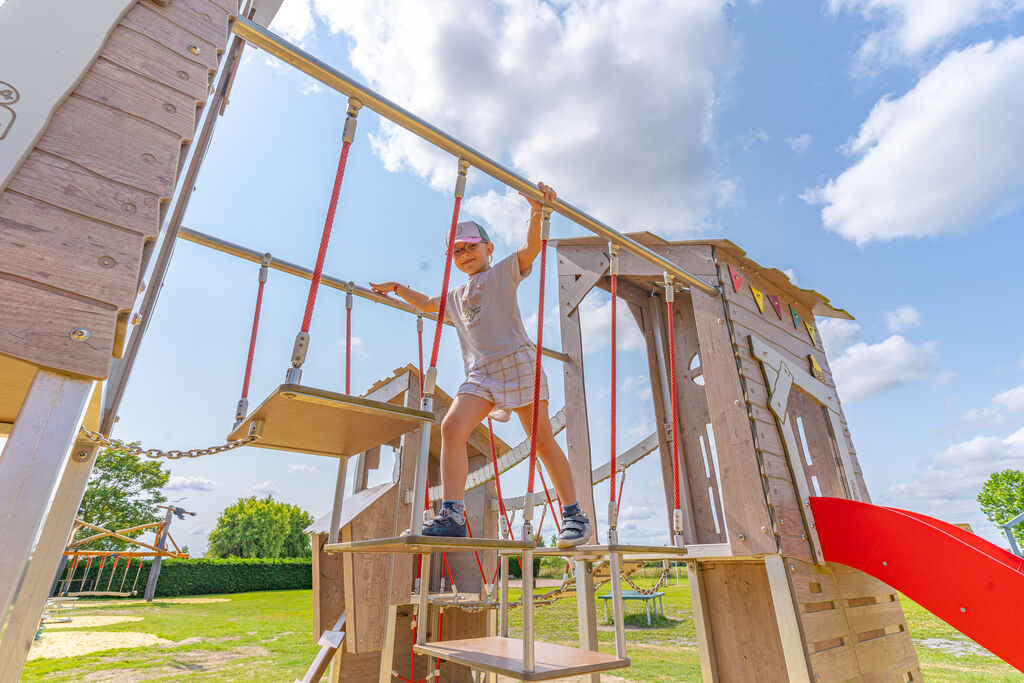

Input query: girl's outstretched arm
[369,281,439,313]
[517,181,557,275]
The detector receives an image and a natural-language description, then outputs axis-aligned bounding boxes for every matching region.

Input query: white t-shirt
[436,253,534,373]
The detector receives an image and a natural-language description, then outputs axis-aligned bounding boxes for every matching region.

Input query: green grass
[20,578,1023,682]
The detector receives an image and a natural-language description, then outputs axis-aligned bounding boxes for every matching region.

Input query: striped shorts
[457,345,549,422]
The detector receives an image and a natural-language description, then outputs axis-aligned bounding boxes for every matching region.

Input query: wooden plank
[102,25,211,102]
[845,599,906,635]
[765,554,814,683]
[122,2,220,73]
[0,191,144,308]
[37,95,182,198]
[808,643,860,683]
[764,474,800,511]
[146,0,232,53]
[0,276,118,379]
[800,605,850,643]
[554,240,717,280]
[853,632,914,671]
[77,58,198,140]
[413,636,629,681]
[7,151,161,239]
[780,534,813,564]
[350,487,398,653]
[313,532,345,641]
[690,289,775,554]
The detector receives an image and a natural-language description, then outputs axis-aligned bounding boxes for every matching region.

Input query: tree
[978,469,1024,546]
[77,445,169,549]
[207,496,313,559]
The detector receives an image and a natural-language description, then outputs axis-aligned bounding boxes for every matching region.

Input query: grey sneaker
[556,511,591,548]
[420,506,468,538]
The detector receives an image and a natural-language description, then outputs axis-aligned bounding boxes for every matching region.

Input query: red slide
[809,496,1024,672]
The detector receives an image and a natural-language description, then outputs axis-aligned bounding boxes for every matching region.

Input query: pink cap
[453,220,490,244]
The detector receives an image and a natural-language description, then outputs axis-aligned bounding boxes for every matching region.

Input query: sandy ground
[47,615,143,629]
[29,631,171,660]
[77,597,230,608]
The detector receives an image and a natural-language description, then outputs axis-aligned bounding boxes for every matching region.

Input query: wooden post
[574,559,600,683]
[0,439,98,681]
[144,507,175,602]
[764,554,813,682]
[0,370,93,646]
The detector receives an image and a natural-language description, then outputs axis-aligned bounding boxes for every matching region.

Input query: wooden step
[227,384,433,458]
[324,535,534,555]
[413,636,629,681]
[499,543,688,562]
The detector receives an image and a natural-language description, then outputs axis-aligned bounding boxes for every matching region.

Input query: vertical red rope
[463,516,488,585]
[526,240,548,495]
[666,298,682,511]
[537,466,561,533]
[610,272,618,505]
[241,279,265,400]
[345,305,352,394]
[488,418,512,533]
[428,196,462,369]
[300,139,352,333]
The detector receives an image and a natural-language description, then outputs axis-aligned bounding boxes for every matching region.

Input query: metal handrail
[177,227,570,363]
[231,17,720,297]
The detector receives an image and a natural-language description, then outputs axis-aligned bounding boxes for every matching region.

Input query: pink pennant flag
[768,294,783,319]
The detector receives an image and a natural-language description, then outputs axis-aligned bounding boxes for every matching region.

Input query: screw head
[960,606,966,613]
[761,526,769,534]
[187,43,201,55]
[70,327,91,342]
[737,533,746,541]
[98,256,116,268]
[882,561,888,566]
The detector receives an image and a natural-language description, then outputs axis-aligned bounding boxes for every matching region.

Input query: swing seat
[228,384,434,458]
[413,636,629,681]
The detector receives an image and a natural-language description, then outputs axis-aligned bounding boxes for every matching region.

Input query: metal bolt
[717,318,723,324]
[882,561,888,566]
[70,327,91,342]
[162,102,177,113]
[761,526,769,534]
[789,564,796,573]
[801,534,807,541]
[142,153,156,163]
[132,313,142,325]
[809,522,815,529]
[98,256,116,268]
[734,400,741,406]
[737,533,746,541]
[187,43,201,55]
[121,202,137,214]
[960,607,966,613]
[176,70,189,81]
[73,449,89,462]
[804,499,810,507]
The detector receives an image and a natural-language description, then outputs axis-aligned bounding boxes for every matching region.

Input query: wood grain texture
[6,151,161,238]
[103,25,211,102]
[313,532,345,642]
[145,0,232,53]
[691,288,775,554]
[37,95,182,198]
[0,276,117,379]
[77,58,198,140]
[122,3,219,73]
[0,191,143,308]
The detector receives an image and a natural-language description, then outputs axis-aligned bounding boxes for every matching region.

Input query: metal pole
[328,458,348,545]
[177,226,570,363]
[100,32,247,434]
[522,549,535,673]
[143,508,174,602]
[231,17,719,298]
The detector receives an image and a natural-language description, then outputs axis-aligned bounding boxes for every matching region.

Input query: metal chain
[78,427,258,460]
[622,566,670,595]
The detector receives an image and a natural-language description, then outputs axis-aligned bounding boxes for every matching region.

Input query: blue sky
[23,0,1024,554]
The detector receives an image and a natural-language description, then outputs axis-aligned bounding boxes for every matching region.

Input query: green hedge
[55,557,312,597]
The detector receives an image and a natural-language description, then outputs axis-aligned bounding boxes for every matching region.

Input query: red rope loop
[301,139,353,333]
[526,239,548,495]
[241,279,266,400]
[428,195,463,371]
[666,297,682,511]
[610,271,617,504]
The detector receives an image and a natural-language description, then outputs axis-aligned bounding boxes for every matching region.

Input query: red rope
[241,279,266,400]
[300,139,353,333]
[488,418,512,533]
[610,272,617,505]
[537,465,561,533]
[345,304,352,394]
[666,298,682,511]
[463,516,488,585]
[428,196,463,369]
[526,240,548,495]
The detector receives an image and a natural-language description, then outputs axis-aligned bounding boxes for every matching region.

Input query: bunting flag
[767,294,783,319]
[749,285,765,313]
[808,354,826,383]
[728,264,743,292]
[805,321,818,347]
[790,304,801,329]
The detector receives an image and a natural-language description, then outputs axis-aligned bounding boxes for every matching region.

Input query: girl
[370,183,591,548]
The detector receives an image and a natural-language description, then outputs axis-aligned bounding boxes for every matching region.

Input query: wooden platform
[413,636,629,681]
[227,384,434,458]
[324,535,534,555]
[498,543,688,562]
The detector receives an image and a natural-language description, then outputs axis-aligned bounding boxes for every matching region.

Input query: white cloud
[817,318,861,355]
[883,305,921,333]
[785,133,812,154]
[885,426,1024,539]
[621,375,653,401]
[804,37,1024,245]
[829,0,1024,67]
[190,526,205,536]
[578,293,645,354]
[781,268,798,285]
[307,0,736,236]
[252,480,282,497]
[289,464,319,475]
[830,335,938,401]
[960,384,1024,425]
[463,189,531,247]
[269,0,316,45]
[166,476,217,491]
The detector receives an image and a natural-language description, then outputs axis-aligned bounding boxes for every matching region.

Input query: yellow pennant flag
[805,321,818,347]
[808,354,826,383]
[749,285,764,314]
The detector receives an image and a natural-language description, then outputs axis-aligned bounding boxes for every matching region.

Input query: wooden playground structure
[6,0,1023,681]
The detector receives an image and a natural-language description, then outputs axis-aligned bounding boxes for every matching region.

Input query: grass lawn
[22,576,1023,682]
